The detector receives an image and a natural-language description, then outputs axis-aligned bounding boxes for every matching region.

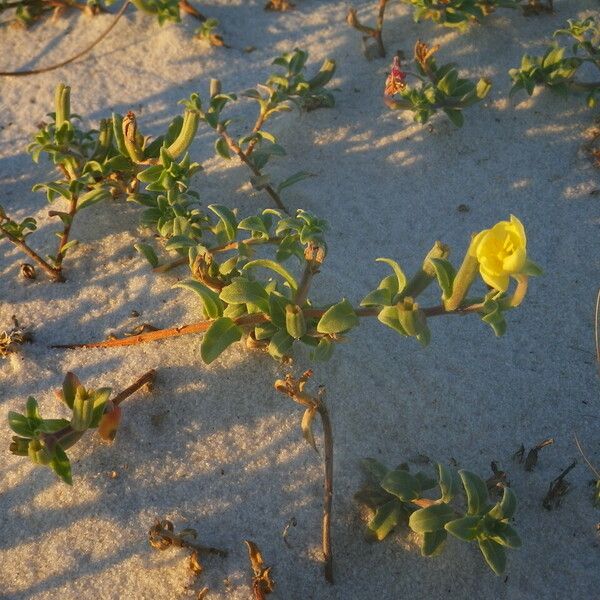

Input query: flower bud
[396,297,426,337]
[71,385,94,432]
[98,402,122,442]
[10,436,30,456]
[210,78,222,98]
[122,111,146,163]
[166,109,199,160]
[285,304,307,339]
[54,83,71,129]
[27,438,51,465]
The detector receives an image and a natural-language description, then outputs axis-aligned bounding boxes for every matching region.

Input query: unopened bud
[98,402,122,442]
[285,304,307,339]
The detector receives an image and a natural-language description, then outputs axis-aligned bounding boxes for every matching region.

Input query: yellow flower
[469,215,527,292]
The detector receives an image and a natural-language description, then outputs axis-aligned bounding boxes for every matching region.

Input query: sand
[0,0,599,598]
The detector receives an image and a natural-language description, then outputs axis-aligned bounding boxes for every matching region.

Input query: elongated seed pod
[166,109,199,160]
[122,111,146,163]
[54,83,71,129]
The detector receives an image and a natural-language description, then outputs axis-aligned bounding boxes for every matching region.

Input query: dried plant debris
[245,540,274,600]
[574,434,600,507]
[486,462,509,496]
[543,461,577,510]
[265,0,295,10]
[0,316,32,357]
[148,519,227,558]
[513,437,554,471]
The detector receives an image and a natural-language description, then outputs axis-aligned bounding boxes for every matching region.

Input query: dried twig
[542,461,577,510]
[347,0,389,58]
[245,540,274,599]
[274,370,334,583]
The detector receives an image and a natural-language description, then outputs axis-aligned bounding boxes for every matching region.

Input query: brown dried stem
[347,0,389,58]
[51,303,485,350]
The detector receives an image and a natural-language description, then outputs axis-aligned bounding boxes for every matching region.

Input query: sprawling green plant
[509,17,600,107]
[0,51,335,281]
[8,370,155,483]
[355,458,521,575]
[384,42,491,126]
[54,210,541,367]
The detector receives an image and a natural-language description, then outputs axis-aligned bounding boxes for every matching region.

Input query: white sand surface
[0,0,599,598]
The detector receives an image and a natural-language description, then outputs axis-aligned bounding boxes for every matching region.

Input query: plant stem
[245,109,268,157]
[52,195,78,270]
[216,125,288,213]
[112,369,156,405]
[0,224,64,282]
[316,391,334,584]
[294,261,318,306]
[52,303,484,349]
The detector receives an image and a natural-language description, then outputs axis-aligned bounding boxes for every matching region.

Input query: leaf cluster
[385,43,491,126]
[509,17,600,107]
[355,458,521,575]
[401,0,518,29]
[8,372,115,484]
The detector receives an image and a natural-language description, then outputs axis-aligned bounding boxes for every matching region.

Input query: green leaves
[200,317,243,364]
[356,459,521,575]
[381,469,421,502]
[385,41,491,126]
[174,280,223,319]
[316,299,358,334]
[219,278,270,313]
[409,503,454,533]
[460,470,490,515]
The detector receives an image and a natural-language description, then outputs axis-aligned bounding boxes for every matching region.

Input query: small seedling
[384,42,491,126]
[245,540,274,599]
[8,370,155,483]
[355,458,522,575]
[509,17,600,108]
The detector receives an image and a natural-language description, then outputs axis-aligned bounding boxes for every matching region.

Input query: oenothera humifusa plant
[384,42,491,126]
[509,17,600,108]
[355,458,521,575]
[0,51,335,281]
[0,0,210,30]
[8,370,155,483]
[56,212,541,366]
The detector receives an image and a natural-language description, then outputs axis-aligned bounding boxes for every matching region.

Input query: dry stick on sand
[347,0,390,58]
[51,303,485,350]
[0,1,131,77]
[274,371,334,584]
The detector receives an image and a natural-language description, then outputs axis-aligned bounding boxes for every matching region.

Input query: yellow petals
[469,215,527,292]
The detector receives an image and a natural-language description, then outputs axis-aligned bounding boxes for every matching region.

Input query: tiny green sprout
[509,17,600,108]
[355,459,522,575]
[384,42,491,126]
[54,212,540,365]
[8,370,155,483]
